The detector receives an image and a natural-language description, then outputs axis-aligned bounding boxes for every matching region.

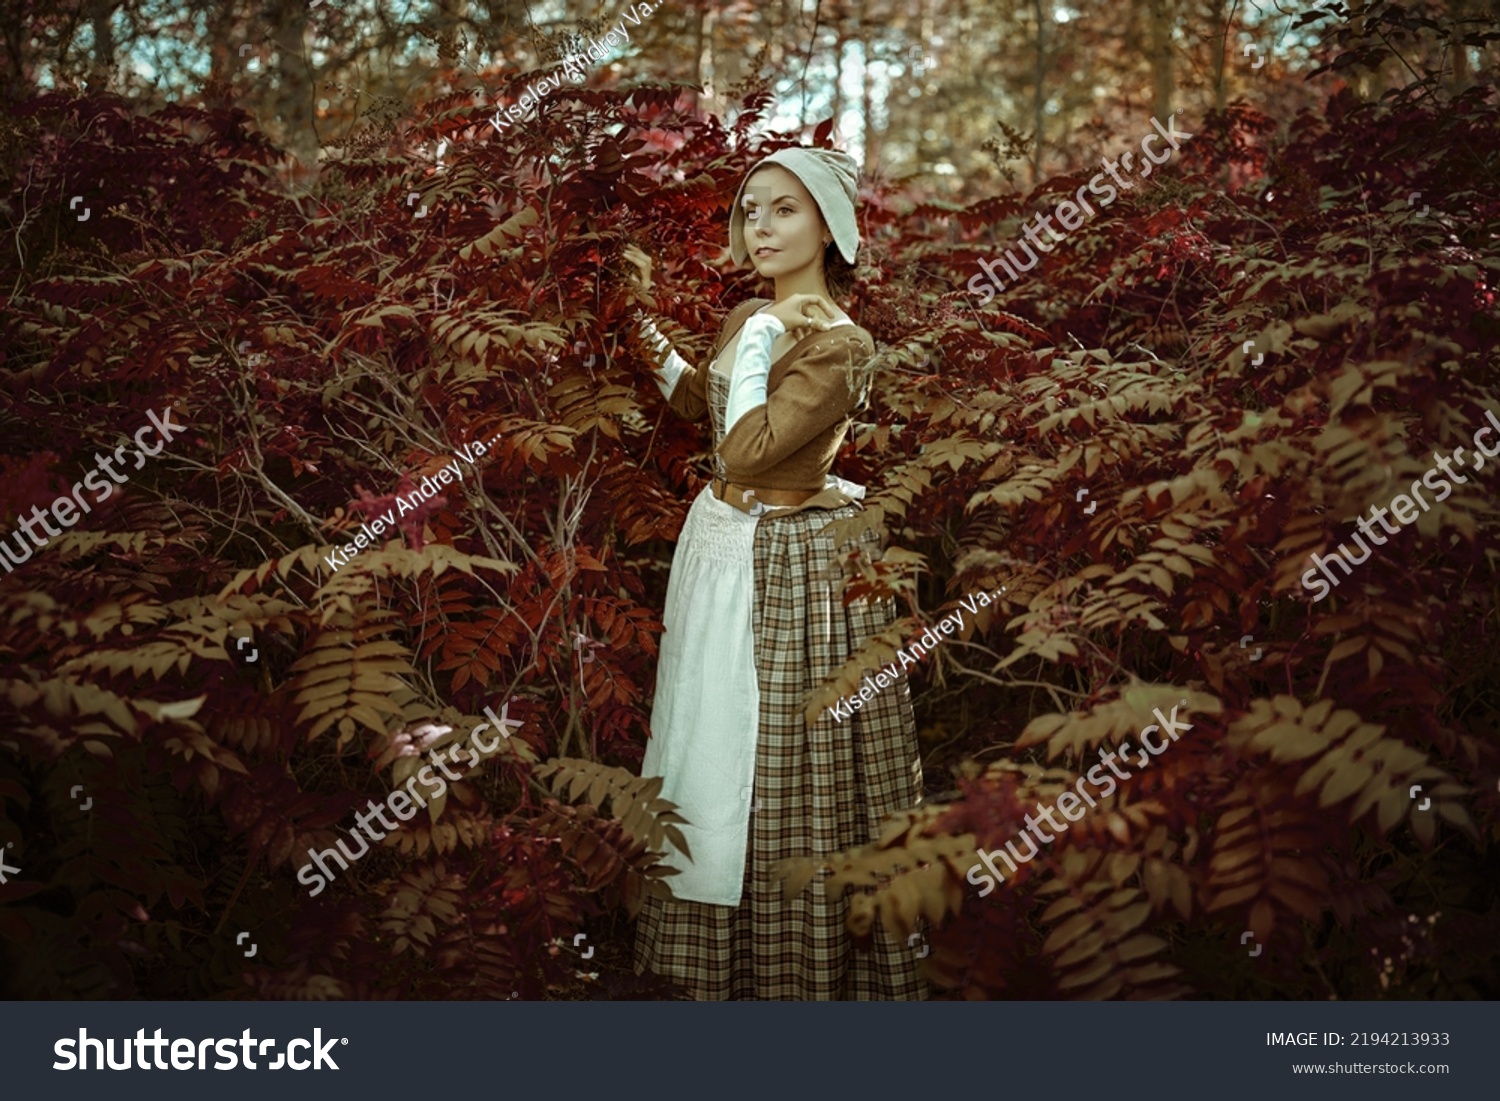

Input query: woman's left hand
[764,293,838,334]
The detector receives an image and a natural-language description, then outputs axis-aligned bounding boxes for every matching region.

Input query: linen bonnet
[728,147,861,266]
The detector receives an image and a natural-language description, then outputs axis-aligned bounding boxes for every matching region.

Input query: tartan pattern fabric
[632,499,929,1000]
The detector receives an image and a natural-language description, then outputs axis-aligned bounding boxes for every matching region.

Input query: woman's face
[739,165,828,282]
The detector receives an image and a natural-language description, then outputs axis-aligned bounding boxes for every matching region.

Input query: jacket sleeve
[718,329,873,478]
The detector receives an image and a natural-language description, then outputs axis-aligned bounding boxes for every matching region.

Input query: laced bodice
[707,355,735,484]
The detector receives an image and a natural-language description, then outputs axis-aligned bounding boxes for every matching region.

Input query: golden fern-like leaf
[1226,695,1471,842]
[534,757,692,862]
[59,639,198,681]
[771,806,975,938]
[532,800,679,916]
[1015,685,1222,760]
[386,805,495,857]
[286,611,412,746]
[1033,850,1189,1000]
[49,530,170,561]
[1203,778,1333,937]
[218,544,332,598]
[379,864,465,956]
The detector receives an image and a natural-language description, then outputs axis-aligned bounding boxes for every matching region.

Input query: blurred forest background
[1,0,1498,1000]
[14,0,1491,188]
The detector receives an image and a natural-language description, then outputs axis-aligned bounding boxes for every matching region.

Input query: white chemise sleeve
[723,313,787,436]
[637,314,694,402]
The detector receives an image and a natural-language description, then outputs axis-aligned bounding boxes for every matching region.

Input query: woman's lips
[754,247,778,258]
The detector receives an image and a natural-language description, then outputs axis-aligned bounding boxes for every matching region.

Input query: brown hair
[822,243,857,302]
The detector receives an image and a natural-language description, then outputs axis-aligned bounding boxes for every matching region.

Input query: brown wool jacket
[665,297,877,517]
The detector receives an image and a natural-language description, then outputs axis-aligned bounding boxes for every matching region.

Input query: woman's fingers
[766,294,839,332]
[798,298,835,330]
[797,295,836,323]
[621,245,653,290]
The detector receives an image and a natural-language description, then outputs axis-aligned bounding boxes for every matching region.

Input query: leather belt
[710,475,817,515]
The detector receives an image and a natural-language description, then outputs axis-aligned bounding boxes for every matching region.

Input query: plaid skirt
[633,488,929,1000]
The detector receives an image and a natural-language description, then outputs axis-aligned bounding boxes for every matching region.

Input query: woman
[623,147,926,1000]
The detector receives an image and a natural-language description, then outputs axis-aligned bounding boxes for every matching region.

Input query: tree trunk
[271,1,318,189]
[86,0,117,92]
[1211,0,1228,115]
[832,30,847,125]
[1148,0,1175,127]
[861,15,879,171]
[1449,11,1473,94]
[692,3,704,87]
[1031,0,1046,184]
[1348,0,1386,100]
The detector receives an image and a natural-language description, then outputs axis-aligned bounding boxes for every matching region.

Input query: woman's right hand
[621,244,653,297]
